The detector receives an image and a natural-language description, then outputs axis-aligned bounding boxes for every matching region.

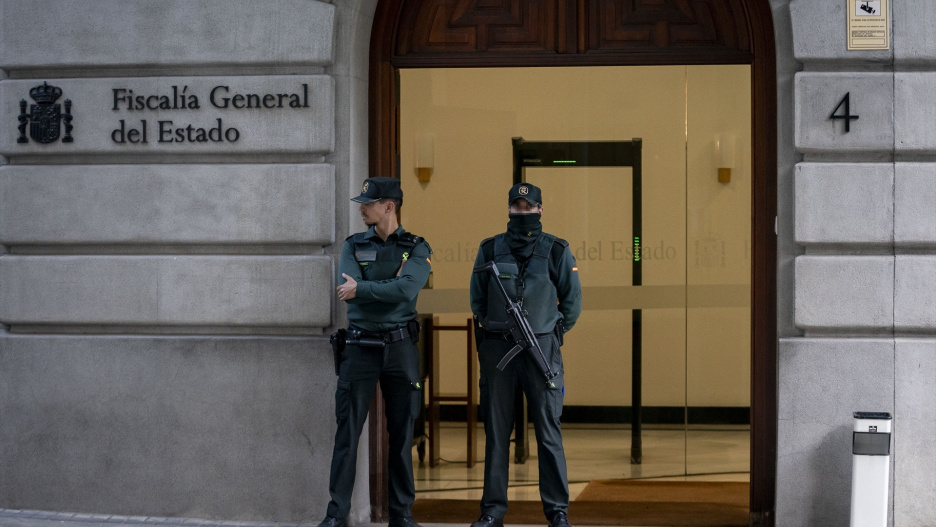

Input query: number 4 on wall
[830,93,860,133]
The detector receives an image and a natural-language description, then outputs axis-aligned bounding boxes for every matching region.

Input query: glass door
[399,65,750,494]
[685,65,752,476]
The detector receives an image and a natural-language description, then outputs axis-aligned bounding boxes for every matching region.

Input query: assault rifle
[473,261,556,382]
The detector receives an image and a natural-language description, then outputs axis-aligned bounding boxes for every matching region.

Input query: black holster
[329,328,347,375]
[472,316,483,351]
[407,319,420,344]
[554,320,565,347]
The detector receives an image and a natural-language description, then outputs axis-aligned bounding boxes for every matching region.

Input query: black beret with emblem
[351,177,404,204]
[508,182,542,207]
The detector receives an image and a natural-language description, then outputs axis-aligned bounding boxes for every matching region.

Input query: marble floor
[414,423,750,501]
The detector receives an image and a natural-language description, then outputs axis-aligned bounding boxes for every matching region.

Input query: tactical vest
[351,231,423,281]
[484,232,563,334]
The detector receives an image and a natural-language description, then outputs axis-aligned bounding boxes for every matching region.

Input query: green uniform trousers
[478,333,569,520]
[326,336,422,520]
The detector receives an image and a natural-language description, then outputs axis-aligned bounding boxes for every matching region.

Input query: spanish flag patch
[572,266,578,272]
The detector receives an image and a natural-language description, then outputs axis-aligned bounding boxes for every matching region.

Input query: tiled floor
[414,423,750,501]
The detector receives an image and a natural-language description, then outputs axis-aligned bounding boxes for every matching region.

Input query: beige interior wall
[400,65,750,409]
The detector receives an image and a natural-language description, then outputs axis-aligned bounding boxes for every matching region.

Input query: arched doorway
[368,1,777,524]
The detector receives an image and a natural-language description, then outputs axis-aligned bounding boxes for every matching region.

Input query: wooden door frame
[368,2,777,525]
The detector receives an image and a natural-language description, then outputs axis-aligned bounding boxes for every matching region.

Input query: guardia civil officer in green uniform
[317,177,431,527]
[468,183,581,527]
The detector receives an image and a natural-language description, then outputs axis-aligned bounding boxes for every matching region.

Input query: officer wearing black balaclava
[468,183,582,527]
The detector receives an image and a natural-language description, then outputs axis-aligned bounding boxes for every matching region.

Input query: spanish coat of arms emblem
[17,82,73,144]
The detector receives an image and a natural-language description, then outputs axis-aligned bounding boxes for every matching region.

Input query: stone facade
[779,0,936,525]
[0,0,371,523]
[2,0,936,525]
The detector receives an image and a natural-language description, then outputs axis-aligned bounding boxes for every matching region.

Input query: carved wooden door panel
[391,0,754,64]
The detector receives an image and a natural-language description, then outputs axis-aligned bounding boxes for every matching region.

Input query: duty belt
[347,326,413,347]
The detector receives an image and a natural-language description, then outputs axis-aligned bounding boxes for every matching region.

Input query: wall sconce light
[417,133,434,182]
[716,134,736,184]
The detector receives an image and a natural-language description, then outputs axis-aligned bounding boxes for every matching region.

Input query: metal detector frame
[512,136,645,464]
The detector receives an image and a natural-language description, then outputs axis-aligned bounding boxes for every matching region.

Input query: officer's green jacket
[338,225,431,332]
[470,232,581,334]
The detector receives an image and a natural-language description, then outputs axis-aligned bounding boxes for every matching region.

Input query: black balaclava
[506,212,542,261]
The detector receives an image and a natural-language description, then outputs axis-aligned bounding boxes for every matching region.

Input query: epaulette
[479,236,496,261]
[348,232,370,244]
[549,237,571,264]
[398,231,423,247]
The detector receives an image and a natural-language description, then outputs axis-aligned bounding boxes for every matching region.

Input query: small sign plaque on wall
[847,0,889,50]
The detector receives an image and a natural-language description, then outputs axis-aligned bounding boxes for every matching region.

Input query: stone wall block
[790,1,892,63]
[895,72,936,152]
[795,162,894,246]
[0,76,335,157]
[894,338,936,526]
[777,338,894,527]
[0,0,335,71]
[0,256,331,328]
[795,73,894,153]
[0,164,335,246]
[894,0,936,65]
[795,256,894,332]
[0,334,335,520]
[895,163,936,246]
[894,256,936,331]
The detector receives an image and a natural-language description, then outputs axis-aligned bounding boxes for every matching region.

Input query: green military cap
[508,182,542,207]
[352,177,404,203]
